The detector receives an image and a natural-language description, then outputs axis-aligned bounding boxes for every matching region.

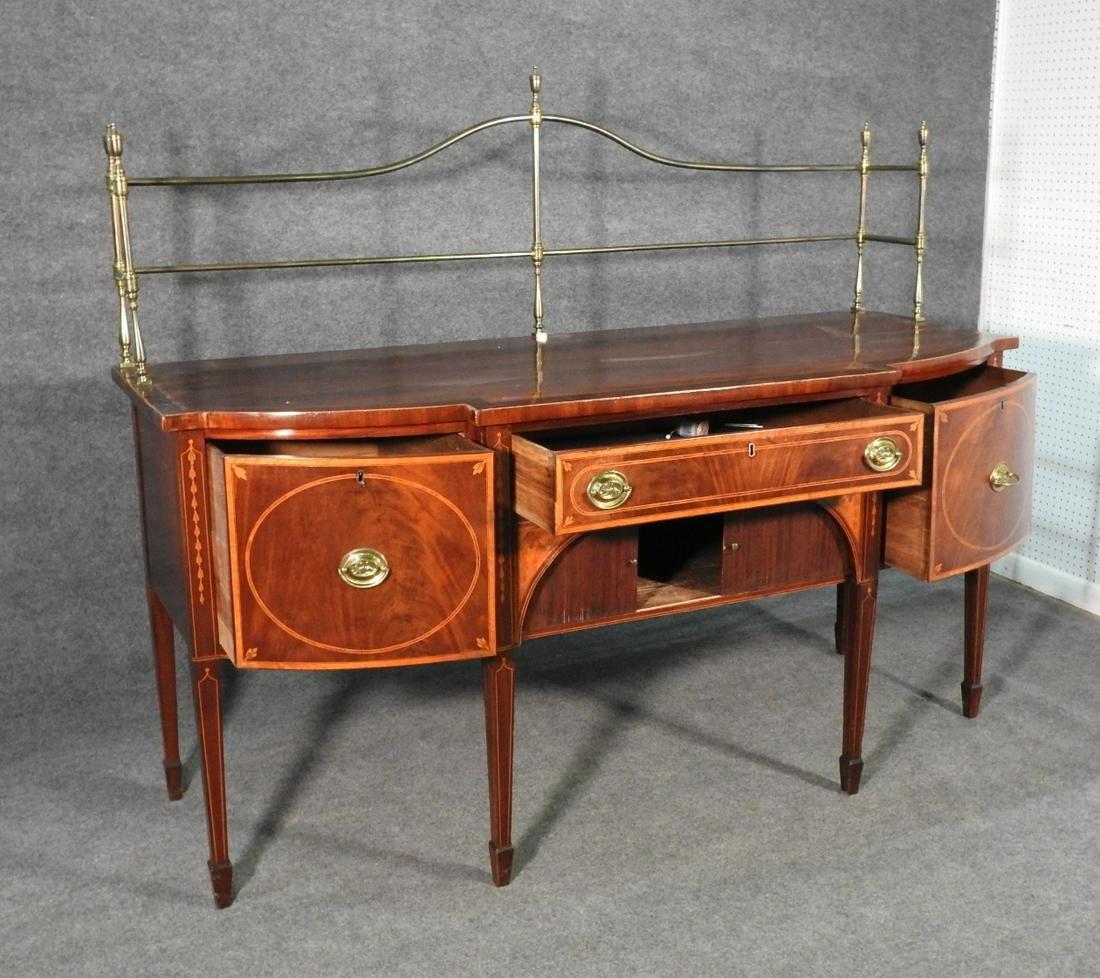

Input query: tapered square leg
[191,661,233,908]
[147,589,183,801]
[834,581,850,655]
[838,755,864,794]
[483,653,515,887]
[840,577,877,795]
[962,565,989,718]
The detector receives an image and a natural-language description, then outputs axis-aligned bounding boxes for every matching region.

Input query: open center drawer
[207,434,495,668]
[513,398,924,534]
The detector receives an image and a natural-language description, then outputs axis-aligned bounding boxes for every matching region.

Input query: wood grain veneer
[208,436,496,668]
[114,313,1019,434]
[523,528,638,637]
[514,398,924,533]
[885,367,1036,581]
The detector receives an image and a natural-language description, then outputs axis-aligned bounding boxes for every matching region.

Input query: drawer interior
[520,398,904,452]
[213,432,482,459]
[636,514,724,609]
[892,365,1027,405]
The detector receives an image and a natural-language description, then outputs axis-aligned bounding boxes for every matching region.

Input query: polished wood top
[116,311,1018,433]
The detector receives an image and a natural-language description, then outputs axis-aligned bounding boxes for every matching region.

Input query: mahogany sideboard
[115,311,1034,908]
[103,73,1034,907]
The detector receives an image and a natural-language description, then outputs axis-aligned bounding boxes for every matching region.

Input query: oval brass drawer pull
[863,436,903,473]
[586,470,633,510]
[338,548,390,589]
[988,462,1020,492]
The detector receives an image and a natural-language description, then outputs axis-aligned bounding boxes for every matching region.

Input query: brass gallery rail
[103,71,930,384]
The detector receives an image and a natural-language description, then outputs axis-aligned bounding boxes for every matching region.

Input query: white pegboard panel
[980,0,1100,611]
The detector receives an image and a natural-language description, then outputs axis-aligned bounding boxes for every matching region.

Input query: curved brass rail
[544,114,859,173]
[128,112,917,187]
[128,114,532,186]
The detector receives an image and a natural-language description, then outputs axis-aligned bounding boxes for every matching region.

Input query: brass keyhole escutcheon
[337,548,390,589]
[586,470,632,510]
[988,462,1020,492]
[863,436,903,472]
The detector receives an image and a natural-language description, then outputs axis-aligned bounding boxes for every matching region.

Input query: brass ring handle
[586,470,633,510]
[337,548,390,589]
[863,436,903,473]
[988,462,1020,493]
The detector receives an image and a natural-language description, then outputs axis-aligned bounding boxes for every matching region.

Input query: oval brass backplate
[586,470,633,510]
[863,436,903,473]
[988,461,1020,493]
[337,548,390,589]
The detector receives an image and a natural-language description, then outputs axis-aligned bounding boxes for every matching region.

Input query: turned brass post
[529,69,547,344]
[851,123,871,313]
[913,121,929,322]
[104,123,148,383]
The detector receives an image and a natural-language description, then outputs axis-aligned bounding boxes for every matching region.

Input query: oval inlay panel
[244,473,481,654]
[940,400,1033,553]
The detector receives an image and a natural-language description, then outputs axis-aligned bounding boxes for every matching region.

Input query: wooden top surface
[117,311,1018,433]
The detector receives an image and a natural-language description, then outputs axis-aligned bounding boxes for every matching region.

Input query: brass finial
[860,122,871,148]
[104,123,123,159]
[919,120,929,146]
[530,68,541,96]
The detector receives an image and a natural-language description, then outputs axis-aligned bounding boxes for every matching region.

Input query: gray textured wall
[1,1,995,709]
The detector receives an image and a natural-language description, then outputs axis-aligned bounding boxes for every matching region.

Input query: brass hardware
[337,548,390,589]
[852,123,871,313]
[988,462,1020,492]
[355,469,365,486]
[105,73,930,370]
[543,234,856,260]
[586,470,632,510]
[866,234,917,246]
[135,249,533,276]
[133,234,860,277]
[530,69,547,344]
[103,123,148,383]
[543,114,881,172]
[748,442,757,458]
[863,436,903,472]
[726,541,740,552]
[913,121,929,322]
[128,114,534,186]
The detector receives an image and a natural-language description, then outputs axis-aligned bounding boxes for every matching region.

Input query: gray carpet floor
[3,571,1099,977]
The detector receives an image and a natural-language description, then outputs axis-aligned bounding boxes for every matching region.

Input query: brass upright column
[851,123,871,313]
[913,121,929,322]
[529,70,547,344]
[104,123,148,383]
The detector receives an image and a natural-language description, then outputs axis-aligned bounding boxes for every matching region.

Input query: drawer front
[515,410,923,534]
[886,368,1036,580]
[215,444,495,667]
